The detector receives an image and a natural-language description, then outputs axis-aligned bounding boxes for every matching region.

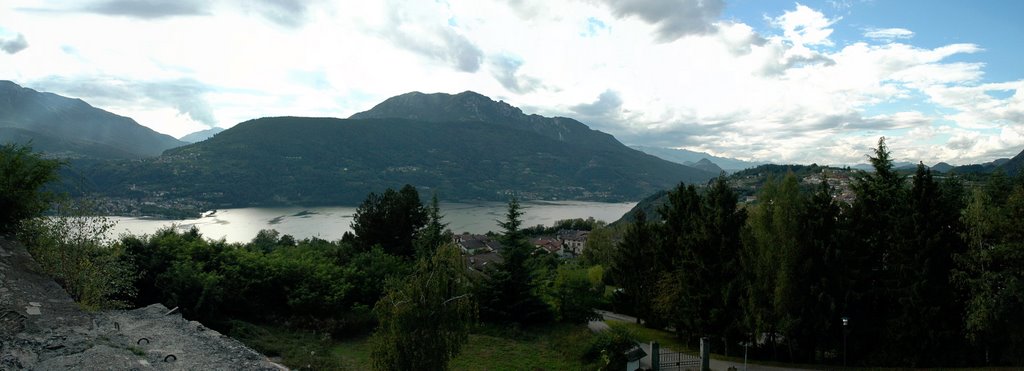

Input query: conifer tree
[477,196,552,325]
[610,209,656,324]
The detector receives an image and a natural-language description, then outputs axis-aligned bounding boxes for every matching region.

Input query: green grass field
[232,322,606,370]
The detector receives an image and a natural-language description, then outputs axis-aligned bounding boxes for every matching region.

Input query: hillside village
[457,230,591,272]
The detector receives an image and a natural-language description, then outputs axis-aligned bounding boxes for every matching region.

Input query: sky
[1,0,1022,166]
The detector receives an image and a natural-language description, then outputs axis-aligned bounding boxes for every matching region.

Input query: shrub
[18,200,136,310]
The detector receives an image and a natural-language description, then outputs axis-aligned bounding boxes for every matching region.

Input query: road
[590,309,822,371]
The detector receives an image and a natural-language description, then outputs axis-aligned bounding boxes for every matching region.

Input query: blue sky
[1,0,1022,165]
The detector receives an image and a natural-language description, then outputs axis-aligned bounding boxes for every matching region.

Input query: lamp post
[841,316,849,367]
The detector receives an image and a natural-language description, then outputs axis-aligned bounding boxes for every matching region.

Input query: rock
[0,237,288,370]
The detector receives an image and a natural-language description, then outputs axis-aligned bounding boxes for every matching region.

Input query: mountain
[351,91,626,149]
[0,81,186,158]
[687,158,724,174]
[630,145,763,173]
[950,157,1012,175]
[83,92,717,208]
[852,161,914,172]
[179,127,225,143]
[998,148,1024,176]
[931,162,954,173]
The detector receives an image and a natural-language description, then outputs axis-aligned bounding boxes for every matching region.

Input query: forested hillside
[77,115,714,208]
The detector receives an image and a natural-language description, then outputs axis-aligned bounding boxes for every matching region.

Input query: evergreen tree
[793,174,844,363]
[477,197,552,325]
[653,183,704,334]
[415,193,453,259]
[610,209,657,324]
[845,137,907,364]
[886,164,967,366]
[655,177,746,352]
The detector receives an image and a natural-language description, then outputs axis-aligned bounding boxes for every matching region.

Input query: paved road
[591,309,821,371]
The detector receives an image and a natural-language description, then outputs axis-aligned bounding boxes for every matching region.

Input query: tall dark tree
[845,137,907,364]
[477,197,551,325]
[415,193,452,259]
[655,177,746,352]
[610,209,657,324]
[792,174,845,363]
[652,183,704,333]
[351,184,428,257]
[885,164,967,366]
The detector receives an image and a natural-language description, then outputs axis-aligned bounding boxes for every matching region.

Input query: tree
[611,209,657,324]
[792,174,845,362]
[845,137,907,363]
[477,196,552,325]
[415,193,453,259]
[741,174,802,359]
[581,225,617,269]
[954,171,1024,365]
[351,184,428,257]
[0,143,62,234]
[550,263,601,324]
[886,164,967,366]
[370,243,476,371]
[654,177,746,352]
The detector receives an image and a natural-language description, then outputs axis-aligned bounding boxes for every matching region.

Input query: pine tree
[477,196,552,325]
[610,209,657,324]
[415,193,453,259]
[845,137,907,363]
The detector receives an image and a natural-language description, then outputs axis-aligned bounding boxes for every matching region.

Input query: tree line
[601,138,1024,366]
[7,138,1023,368]
[2,145,617,370]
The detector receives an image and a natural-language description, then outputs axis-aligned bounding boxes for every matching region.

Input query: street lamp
[841,316,849,367]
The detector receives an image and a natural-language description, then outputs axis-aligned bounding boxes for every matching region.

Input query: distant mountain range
[6,80,1023,211]
[178,127,225,143]
[77,91,717,207]
[630,145,765,173]
[0,81,185,158]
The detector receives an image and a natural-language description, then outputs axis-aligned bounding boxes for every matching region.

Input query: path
[592,309,822,371]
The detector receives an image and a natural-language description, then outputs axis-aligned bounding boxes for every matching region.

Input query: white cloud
[863,28,914,40]
[0,1,1020,165]
[770,4,840,48]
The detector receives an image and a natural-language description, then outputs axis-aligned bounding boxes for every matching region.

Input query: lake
[109,201,636,243]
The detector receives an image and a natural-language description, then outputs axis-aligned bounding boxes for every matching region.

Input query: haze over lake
[109,201,636,243]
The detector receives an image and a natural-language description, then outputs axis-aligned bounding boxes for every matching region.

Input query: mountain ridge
[179,127,225,143]
[630,145,764,172]
[0,81,186,158]
[78,92,717,209]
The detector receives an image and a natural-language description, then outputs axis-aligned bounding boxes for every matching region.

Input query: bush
[0,143,61,234]
[583,326,637,371]
[18,200,136,310]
